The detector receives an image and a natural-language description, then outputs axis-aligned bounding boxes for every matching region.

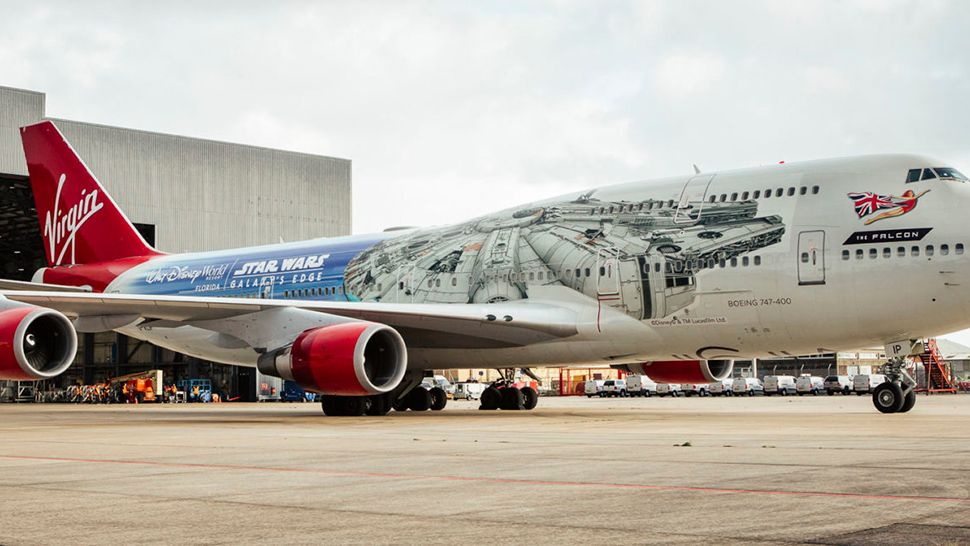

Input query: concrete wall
[0,85,351,253]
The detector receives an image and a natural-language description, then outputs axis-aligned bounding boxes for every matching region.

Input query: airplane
[1,120,968,415]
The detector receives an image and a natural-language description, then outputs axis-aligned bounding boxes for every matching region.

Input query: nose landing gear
[872,357,917,414]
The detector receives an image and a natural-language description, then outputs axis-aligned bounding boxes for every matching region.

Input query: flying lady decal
[848,189,929,225]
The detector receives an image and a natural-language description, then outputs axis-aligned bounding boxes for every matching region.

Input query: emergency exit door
[797,230,825,286]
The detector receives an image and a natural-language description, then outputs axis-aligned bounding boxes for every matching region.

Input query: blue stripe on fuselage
[108,232,396,301]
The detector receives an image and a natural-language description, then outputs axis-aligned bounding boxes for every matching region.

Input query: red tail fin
[20,121,160,266]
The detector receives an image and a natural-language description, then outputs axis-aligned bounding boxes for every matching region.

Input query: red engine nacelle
[0,302,77,381]
[618,359,734,384]
[258,321,408,396]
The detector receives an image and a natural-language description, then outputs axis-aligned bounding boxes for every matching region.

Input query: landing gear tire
[392,397,409,412]
[429,387,447,411]
[521,387,539,410]
[898,388,917,413]
[366,394,391,416]
[407,388,433,412]
[480,386,501,410]
[321,395,367,416]
[827,389,834,396]
[500,387,525,410]
[873,382,905,414]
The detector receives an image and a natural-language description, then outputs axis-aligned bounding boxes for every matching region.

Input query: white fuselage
[107,154,970,369]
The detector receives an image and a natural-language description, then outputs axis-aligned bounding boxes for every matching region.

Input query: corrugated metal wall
[0,86,351,253]
[0,86,44,176]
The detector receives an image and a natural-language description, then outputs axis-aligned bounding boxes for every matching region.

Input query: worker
[192,384,200,402]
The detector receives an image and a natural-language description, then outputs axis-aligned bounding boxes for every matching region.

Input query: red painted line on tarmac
[2,454,968,504]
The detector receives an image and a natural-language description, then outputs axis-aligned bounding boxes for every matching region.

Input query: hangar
[0,85,351,397]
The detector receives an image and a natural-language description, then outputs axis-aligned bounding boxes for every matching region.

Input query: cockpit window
[934,167,968,181]
[921,168,937,181]
[906,169,921,183]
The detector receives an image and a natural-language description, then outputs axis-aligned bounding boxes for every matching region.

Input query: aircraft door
[675,174,715,224]
[596,249,620,297]
[797,230,825,286]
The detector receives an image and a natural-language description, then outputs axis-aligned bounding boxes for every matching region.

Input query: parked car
[421,375,455,397]
[602,379,629,397]
[682,383,711,397]
[823,375,853,395]
[626,375,657,397]
[709,378,734,396]
[585,380,605,398]
[453,382,485,400]
[853,374,888,395]
[764,375,797,396]
[656,383,683,397]
[732,377,764,396]
[796,375,825,396]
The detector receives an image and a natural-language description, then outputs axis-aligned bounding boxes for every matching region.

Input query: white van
[709,378,734,396]
[656,383,683,397]
[602,379,628,397]
[764,375,797,396]
[732,377,764,396]
[795,375,824,396]
[453,382,485,400]
[584,380,605,398]
[682,383,711,397]
[626,375,657,397]
[853,374,887,395]
[823,375,853,395]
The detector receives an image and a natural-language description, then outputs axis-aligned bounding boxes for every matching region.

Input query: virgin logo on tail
[43,173,104,266]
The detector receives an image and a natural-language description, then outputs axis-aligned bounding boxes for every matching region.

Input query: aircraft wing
[1,290,582,349]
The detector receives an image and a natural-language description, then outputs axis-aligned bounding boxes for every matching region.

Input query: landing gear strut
[872,357,917,414]
[479,369,539,411]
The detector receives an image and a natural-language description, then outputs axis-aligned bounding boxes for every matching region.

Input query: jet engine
[258,321,407,396]
[0,301,77,381]
[615,359,733,384]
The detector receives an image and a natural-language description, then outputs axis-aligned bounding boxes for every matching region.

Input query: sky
[2,0,970,343]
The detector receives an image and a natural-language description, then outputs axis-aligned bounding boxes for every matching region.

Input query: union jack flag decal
[847,192,896,218]
[847,189,929,225]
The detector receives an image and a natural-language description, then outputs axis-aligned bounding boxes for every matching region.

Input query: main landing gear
[478,369,539,411]
[318,370,449,416]
[872,357,917,414]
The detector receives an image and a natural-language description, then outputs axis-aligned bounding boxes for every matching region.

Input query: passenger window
[427,279,433,288]
[883,248,891,258]
[856,249,863,259]
[575,268,581,278]
[941,244,950,256]
[719,259,726,268]
[742,257,749,267]
[730,258,738,267]
[799,186,807,195]
[764,188,772,198]
[957,244,965,255]
[776,188,784,197]
[435,279,441,287]
[730,192,738,201]
[922,168,937,181]
[709,195,716,203]
[926,245,935,256]
[585,268,591,277]
[655,263,661,273]
[787,187,796,196]
[399,281,404,290]
[538,271,545,280]
[529,272,535,281]
[451,278,457,286]
[842,250,850,260]
[599,266,606,276]
[906,168,922,183]
[741,191,749,200]
[754,256,761,266]
[720,194,727,202]
[869,249,877,259]
[801,252,809,263]
[897,247,905,257]
[912,246,920,257]
[812,186,820,194]
[753,190,761,199]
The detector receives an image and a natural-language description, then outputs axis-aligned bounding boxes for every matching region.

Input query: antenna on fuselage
[692,164,702,175]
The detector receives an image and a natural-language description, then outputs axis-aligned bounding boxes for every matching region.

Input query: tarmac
[0,394,969,545]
